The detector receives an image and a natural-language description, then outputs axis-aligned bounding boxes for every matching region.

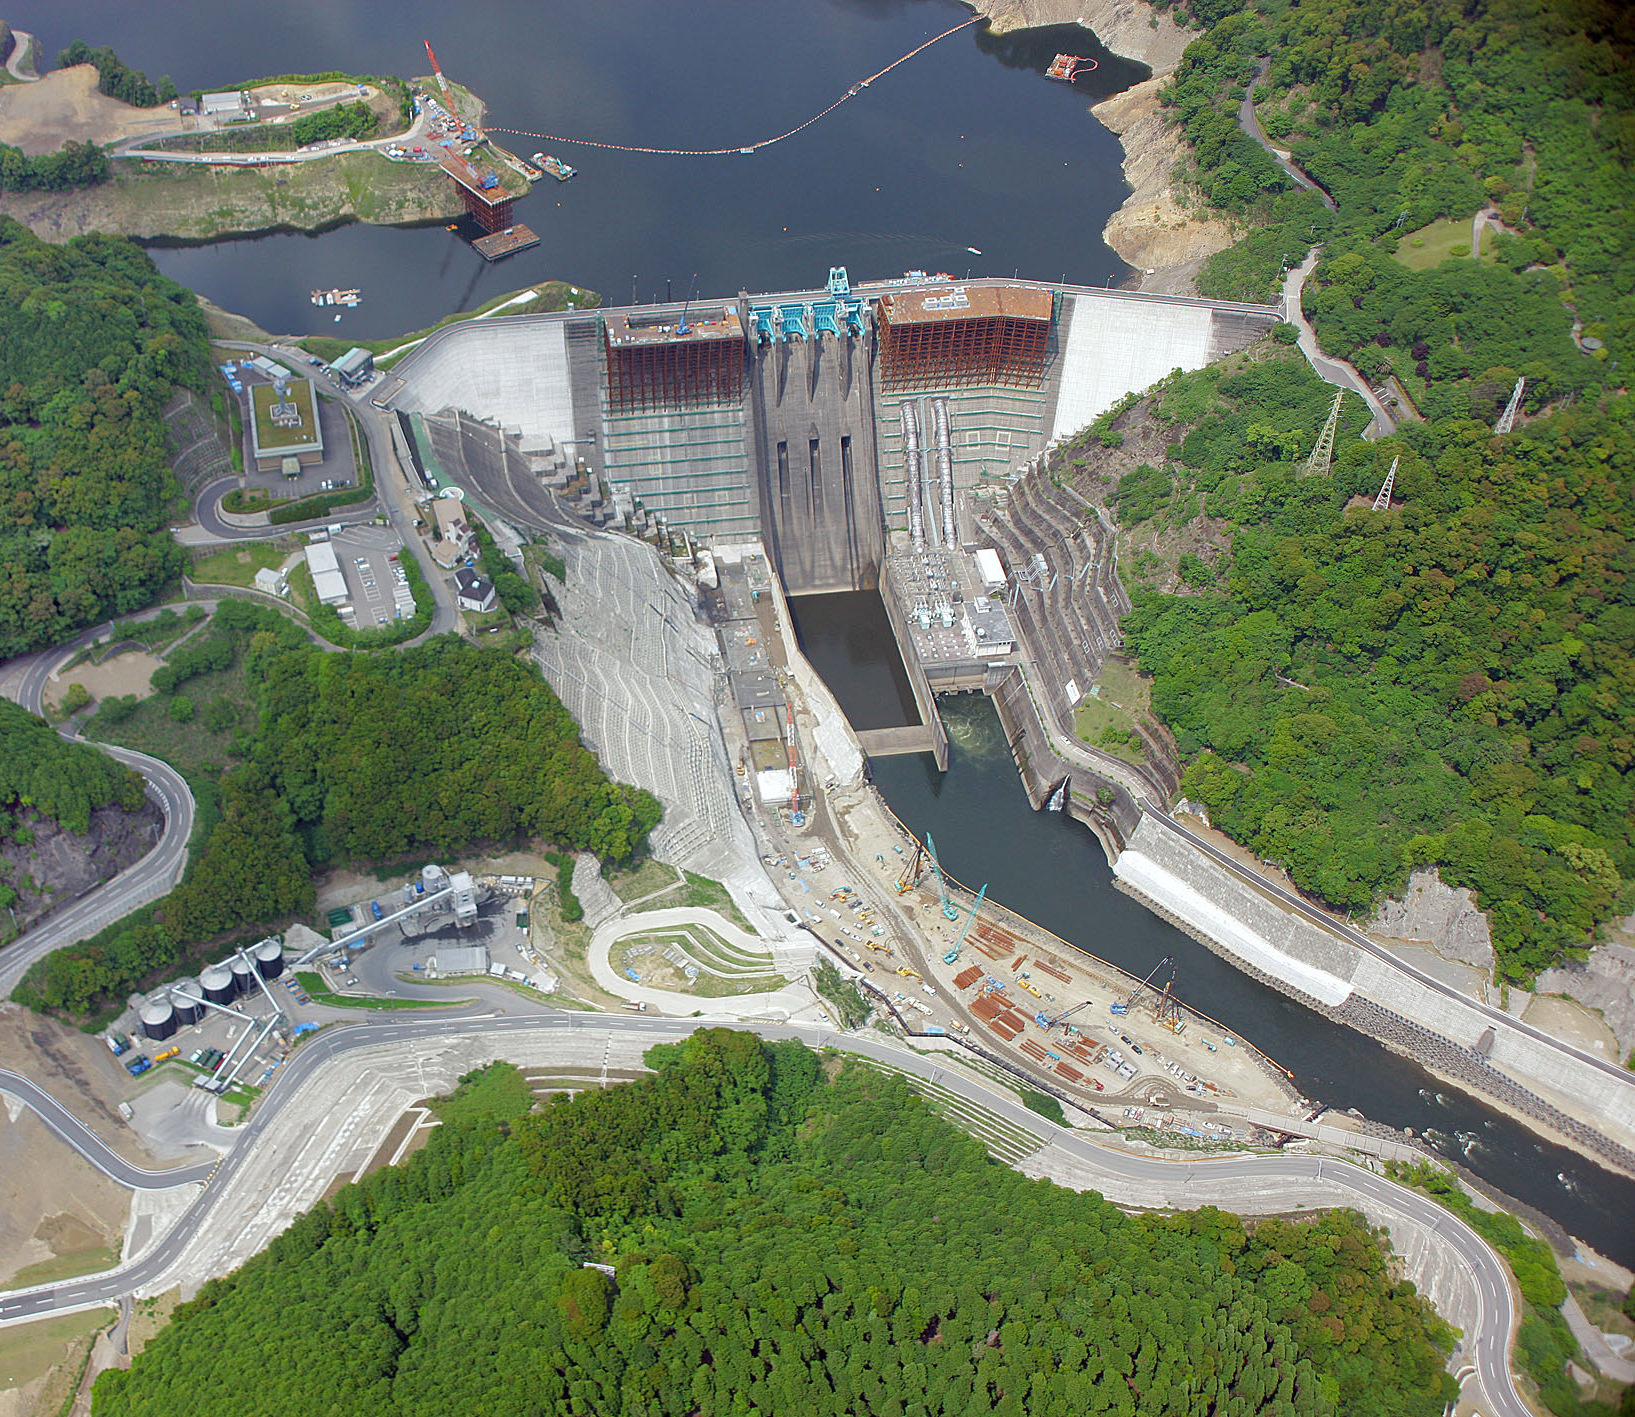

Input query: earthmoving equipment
[942,881,987,964]
[1112,955,1172,1016]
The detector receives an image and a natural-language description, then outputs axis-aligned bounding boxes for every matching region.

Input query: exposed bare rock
[963,0,1195,77]
[1092,78,1237,279]
[1368,868,1495,972]
[1,800,162,940]
[1535,940,1635,1060]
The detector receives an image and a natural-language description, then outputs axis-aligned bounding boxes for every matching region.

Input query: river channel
[788,592,1635,1264]
[39,0,1635,1256]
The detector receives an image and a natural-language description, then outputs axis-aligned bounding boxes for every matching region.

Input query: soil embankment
[965,0,1232,293]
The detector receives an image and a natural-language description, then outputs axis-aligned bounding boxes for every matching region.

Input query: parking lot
[330,524,415,627]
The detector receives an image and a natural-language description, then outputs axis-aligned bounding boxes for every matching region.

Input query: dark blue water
[47,1,1141,337]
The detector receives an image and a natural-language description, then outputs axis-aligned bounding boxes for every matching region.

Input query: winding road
[0,1013,1531,1417]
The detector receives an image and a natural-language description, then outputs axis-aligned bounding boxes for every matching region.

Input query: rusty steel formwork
[876,308,1052,392]
[603,330,746,413]
[453,181,515,233]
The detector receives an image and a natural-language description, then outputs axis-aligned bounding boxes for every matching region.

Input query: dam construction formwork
[376,270,1280,595]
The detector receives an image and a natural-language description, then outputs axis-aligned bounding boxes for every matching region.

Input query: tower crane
[1111,955,1172,1016]
[925,833,959,921]
[942,882,987,965]
[675,272,700,337]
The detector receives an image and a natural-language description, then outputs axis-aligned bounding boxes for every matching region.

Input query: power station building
[379,270,1279,596]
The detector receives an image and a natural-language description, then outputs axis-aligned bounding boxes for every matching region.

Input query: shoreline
[963,0,1232,294]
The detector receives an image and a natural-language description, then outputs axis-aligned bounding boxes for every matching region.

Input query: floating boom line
[489,17,982,157]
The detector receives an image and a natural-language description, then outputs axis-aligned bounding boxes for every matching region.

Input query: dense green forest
[0,139,109,193]
[93,1033,1460,1416]
[1098,0,1635,980]
[56,40,175,107]
[1110,352,1631,980]
[1159,0,1630,420]
[0,221,210,656]
[15,603,659,1017]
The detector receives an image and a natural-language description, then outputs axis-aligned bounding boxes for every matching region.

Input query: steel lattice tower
[1493,376,1526,435]
[1372,455,1398,511]
[1301,390,1344,478]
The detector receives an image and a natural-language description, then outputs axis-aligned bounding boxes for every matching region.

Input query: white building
[454,567,497,613]
[253,566,289,599]
[304,541,349,605]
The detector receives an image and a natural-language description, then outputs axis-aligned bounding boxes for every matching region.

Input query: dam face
[378,272,1279,594]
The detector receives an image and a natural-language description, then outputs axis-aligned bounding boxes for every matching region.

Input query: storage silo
[254,938,285,980]
[200,964,235,1004]
[168,987,203,1026]
[139,997,176,1042]
[229,956,255,997]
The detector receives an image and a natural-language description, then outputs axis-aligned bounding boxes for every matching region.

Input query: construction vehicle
[897,966,921,982]
[1153,961,1186,1033]
[925,834,960,922]
[942,882,987,964]
[125,1056,152,1077]
[1035,998,1094,1033]
[153,1046,181,1063]
[1112,956,1172,1016]
[104,1032,131,1057]
[896,839,926,894]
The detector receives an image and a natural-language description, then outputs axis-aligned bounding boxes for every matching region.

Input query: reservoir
[39,0,1633,1252]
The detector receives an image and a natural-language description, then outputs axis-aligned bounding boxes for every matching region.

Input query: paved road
[1281,249,1397,436]
[0,1070,212,1190]
[0,1012,1529,1417]
[3,28,36,81]
[1238,60,1336,211]
[1148,808,1635,1094]
[0,645,197,998]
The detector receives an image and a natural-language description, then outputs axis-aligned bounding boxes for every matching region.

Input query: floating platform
[531,152,576,181]
[472,224,540,261]
[1045,54,1097,82]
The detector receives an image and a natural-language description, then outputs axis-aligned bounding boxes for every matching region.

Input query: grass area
[607,858,683,905]
[189,541,296,589]
[248,380,320,453]
[1394,216,1495,270]
[0,1308,110,1399]
[2,1244,122,1293]
[1073,659,1151,766]
[1570,1282,1635,1341]
[86,659,255,781]
[294,971,463,1010]
[609,929,785,999]
[630,869,755,933]
[297,281,601,367]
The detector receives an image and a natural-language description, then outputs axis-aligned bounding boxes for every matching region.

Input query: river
[43,0,1635,1258]
[788,592,1635,1264]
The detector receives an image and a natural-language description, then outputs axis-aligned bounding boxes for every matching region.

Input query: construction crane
[1111,955,1172,1015]
[423,40,454,107]
[942,882,987,964]
[896,839,926,895]
[1154,962,1186,1034]
[1035,997,1094,1032]
[675,272,700,337]
[925,833,960,922]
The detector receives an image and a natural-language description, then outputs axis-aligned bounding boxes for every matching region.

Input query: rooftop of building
[604,307,745,346]
[878,283,1053,326]
[248,379,322,454]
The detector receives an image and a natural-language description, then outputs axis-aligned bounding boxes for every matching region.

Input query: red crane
[424,40,453,106]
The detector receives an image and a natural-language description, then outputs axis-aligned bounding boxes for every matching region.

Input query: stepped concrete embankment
[1112,815,1635,1175]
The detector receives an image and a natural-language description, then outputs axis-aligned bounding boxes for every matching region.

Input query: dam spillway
[378,269,1279,596]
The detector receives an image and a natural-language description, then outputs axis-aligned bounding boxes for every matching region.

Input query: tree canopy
[0,221,210,656]
[93,1032,1460,1417]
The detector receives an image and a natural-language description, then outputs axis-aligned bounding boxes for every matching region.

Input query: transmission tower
[1372,455,1398,512]
[1301,390,1344,478]
[1493,376,1526,436]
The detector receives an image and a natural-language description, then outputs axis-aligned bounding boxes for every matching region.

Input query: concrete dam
[378,268,1280,596]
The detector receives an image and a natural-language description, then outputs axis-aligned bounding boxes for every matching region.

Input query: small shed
[254,567,289,599]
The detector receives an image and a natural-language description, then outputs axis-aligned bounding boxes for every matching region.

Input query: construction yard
[609,924,786,999]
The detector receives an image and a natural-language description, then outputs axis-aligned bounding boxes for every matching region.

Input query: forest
[93,1032,1462,1417]
[1115,355,1631,980]
[0,221,211,657]
[1159,0,1630,422]
[56,40,175,108]
[15,604,659,1018]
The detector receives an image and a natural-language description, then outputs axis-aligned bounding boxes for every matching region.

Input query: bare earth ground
[0,1309,110,1417]
[0,1106,127,1290]
[0,66,176,154]
[0,1004,160,1168]
[43,653,162,712]
[1522,993,1623,1062]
